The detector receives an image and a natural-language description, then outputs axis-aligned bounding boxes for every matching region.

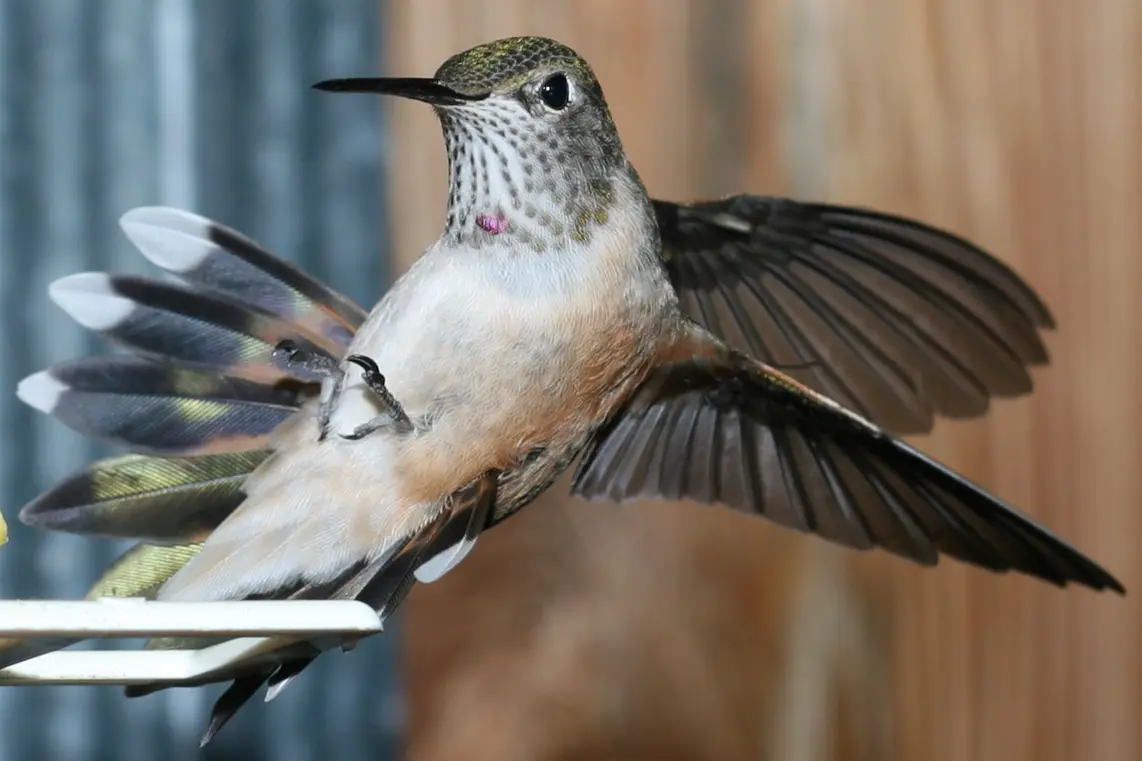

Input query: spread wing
[571,347,1122,594]
[652,196,1054,434]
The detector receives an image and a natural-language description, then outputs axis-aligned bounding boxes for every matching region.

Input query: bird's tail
[2,207,368,684]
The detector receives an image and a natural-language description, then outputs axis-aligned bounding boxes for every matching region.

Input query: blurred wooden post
[383,2,1140,759]
[788,3,1141,760]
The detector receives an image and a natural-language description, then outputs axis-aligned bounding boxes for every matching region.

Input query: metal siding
[0,2,398,759]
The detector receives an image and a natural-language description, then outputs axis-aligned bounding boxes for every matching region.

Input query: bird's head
[316,36,640,250]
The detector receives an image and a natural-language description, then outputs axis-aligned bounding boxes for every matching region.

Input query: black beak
[312,77,488,106]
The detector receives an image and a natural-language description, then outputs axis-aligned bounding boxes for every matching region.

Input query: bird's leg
[272,340,344,441]
[272,339,343,379]
[341,354,415,439]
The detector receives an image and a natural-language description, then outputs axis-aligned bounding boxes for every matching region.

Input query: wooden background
[381,2,1140,759]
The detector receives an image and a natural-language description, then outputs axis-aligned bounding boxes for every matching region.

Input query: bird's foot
[272,340,345,441]
[340,354,415,439]
[272,339,341,378]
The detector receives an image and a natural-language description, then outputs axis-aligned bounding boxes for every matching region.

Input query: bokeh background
[0,1,1138,760]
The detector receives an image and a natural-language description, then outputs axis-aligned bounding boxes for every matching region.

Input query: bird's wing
[570,336,1122,594]
[652,196,1054,435]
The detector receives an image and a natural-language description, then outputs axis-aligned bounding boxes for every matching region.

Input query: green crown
[434,36,597,96]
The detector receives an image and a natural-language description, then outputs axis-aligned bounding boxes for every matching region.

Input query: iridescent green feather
[434,36,598,96]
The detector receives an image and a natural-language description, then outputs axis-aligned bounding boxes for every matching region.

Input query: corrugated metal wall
[0,2,399,760]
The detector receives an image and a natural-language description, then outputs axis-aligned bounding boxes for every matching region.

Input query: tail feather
[197,675,275,747]
[17,358,305,455]
[119,206,367,350]
[6,206,366,692]
[20,452,266,544]
[120,544,415,739]
[48,272,336,384]
[85,543,207,599]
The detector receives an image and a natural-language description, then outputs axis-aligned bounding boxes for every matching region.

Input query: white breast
[326,239,601,440]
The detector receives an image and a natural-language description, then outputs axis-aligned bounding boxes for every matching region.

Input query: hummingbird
[6,36,1124,744]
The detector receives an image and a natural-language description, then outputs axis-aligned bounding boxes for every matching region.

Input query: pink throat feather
[476,212,509,235]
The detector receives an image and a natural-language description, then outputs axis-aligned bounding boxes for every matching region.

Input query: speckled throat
[437,103,627,253]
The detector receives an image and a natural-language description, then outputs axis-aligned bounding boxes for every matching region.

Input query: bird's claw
[340,354,415,439]
[272,342,414,442]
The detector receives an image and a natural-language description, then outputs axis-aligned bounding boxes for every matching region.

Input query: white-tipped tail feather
[119,207,216,273]
[48,273,135,331]
[15,370,66,414]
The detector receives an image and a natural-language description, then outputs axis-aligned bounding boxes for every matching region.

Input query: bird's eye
[539,73,570,111]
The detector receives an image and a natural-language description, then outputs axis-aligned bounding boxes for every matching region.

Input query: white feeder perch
[0,598,384,686]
